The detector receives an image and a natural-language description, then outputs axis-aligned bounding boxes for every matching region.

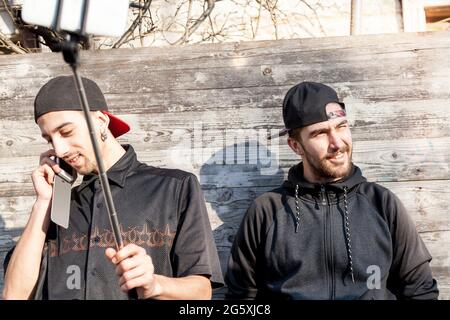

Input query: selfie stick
[55,1,124,251]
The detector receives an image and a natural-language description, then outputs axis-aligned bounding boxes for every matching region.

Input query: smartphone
[21,0,130,37]
[50,157,75,229]
[54,157,75,184]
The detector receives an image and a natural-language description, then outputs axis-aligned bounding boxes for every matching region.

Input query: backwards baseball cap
[279,81,345,137]
[34,76,130,138]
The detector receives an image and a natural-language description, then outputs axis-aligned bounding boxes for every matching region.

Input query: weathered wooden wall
[1,30,449,299]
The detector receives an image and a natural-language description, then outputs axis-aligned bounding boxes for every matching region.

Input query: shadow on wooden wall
[199,141,284,298]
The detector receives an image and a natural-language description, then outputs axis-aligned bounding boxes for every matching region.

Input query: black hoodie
[225,163,439,300]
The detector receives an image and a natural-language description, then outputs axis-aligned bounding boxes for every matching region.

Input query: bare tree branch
[2,0,15,22]
[0,30,28,54]
[1,0,332,53]
[203,9,232,43]
[267,0,279,39]
[174,0,215,45]
[113,0,153,48]
[208,5,215,36]
[138,0,144,46]
[0,0,32,53]
[251,0,263,39]
[181,0,194,44]
[299,0,326,35]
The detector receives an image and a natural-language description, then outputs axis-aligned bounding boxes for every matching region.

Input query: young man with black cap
[225,81,439,300]
[3,76,223,299]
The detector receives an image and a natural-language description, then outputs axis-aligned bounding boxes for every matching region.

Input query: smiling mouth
[66,153,81,165]
[332,153,344,158]
[327,152,345,161]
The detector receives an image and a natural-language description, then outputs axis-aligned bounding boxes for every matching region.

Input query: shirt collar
[77,144,138,191]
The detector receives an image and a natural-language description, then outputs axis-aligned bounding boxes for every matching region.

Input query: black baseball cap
[34,76,130,138]
[279,81,345,137]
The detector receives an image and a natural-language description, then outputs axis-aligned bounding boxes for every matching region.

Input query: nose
[328,130,345,152]
[52,137,70,158]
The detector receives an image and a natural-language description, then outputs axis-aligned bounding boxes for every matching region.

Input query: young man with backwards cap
[3,76,223,299]
[225,82,438,300]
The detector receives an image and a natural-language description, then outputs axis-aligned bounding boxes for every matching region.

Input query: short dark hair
[288,127,302,142]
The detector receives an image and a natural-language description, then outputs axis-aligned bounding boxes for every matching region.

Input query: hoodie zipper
[321,185,335,300]
[320,185,327,205]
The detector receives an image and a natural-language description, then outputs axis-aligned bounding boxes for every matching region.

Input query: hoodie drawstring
[343,186,355,283]
[294,184,300,233]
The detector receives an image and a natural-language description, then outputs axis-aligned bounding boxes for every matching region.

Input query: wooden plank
[1,97,450,159]
[65,53,450,95]
[206,180,450,234]
[1,197,448,254]
[1,179,449,233]
[422,230,450,255]
[2,81,449,126]
[1,31,450,71]
[1,51,449,104]
[1,136,450,186]
[120,135,449,182]
[431,267,450,300]
[0,32,449,105]
[0,230,21,254]
[382,181,450,234]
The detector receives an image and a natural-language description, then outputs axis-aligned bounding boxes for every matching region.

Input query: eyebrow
[41,122,74,140]
[336,119,348,127]
[309,119,348,137]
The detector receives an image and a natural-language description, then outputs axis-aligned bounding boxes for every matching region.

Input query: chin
[320,160,352,181]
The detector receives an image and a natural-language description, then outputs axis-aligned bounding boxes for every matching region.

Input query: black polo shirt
[32,144,223,299]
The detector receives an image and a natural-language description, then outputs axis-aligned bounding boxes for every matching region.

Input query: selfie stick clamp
[55,1,124,251]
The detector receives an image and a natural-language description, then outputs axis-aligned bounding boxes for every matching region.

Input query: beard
[71,154,97,176]
[302,144,353,182]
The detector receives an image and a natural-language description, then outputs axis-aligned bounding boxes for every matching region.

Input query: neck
[304,173,340,185]
[97,139,126,173]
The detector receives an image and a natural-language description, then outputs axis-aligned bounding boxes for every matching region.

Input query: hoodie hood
[283,162,367,191]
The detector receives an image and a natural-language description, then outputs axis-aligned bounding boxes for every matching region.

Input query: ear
[287,136,304,156]
[95,111,110,129]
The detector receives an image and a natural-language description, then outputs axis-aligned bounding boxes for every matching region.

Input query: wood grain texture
[1,30,449,298]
